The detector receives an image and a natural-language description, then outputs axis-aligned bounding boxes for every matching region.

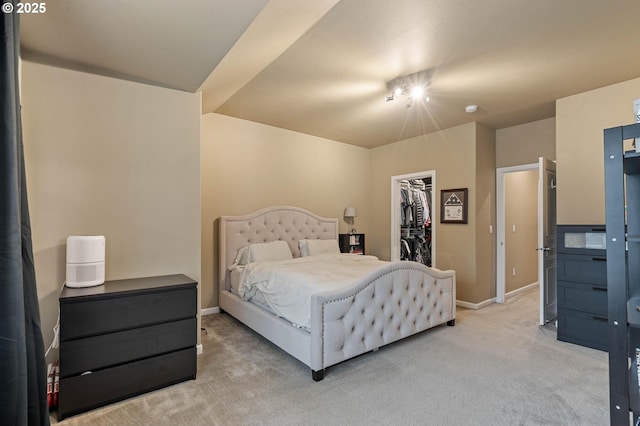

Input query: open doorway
[496,163,538,303]
[390,170,436,265]
[496,158,557,325]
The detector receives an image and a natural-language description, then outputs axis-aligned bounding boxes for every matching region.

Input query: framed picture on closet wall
[440,188,468,224]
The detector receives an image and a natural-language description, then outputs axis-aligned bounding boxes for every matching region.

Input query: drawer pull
[591,316,608,322]
[591,257,606,262]
[591,228,605,232]
[592,286,607,292]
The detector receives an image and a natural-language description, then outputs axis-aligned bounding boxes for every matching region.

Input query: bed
[219,206,456,381]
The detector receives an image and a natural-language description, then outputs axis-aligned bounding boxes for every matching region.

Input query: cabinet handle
[592,286,607,292]
[591,316,608,322]
[591,257,606,262]
[591,228,605,232]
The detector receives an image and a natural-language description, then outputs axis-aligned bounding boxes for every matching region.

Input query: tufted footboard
[309,262,455,380]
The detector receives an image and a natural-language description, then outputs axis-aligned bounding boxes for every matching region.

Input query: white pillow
[231,246,250,268]
[299,239,340,256]
[247,240,293,263]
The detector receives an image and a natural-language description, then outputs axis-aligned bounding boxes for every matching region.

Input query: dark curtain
[1,3,50,425]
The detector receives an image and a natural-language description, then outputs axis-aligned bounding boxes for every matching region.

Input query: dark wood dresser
[57,274,197,420]
[556,225,608,351]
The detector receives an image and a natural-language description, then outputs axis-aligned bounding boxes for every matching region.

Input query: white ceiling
[20,0,640,148]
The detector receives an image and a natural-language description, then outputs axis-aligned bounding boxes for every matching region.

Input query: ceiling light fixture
[465,104,478,113]
[385,70,432,109]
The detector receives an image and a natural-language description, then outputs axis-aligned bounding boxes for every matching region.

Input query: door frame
[495,162,538,303]
[390,170,436,265]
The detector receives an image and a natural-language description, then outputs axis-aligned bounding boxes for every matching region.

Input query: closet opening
[390,170,435,266]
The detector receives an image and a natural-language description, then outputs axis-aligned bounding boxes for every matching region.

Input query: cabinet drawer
[557,309,608,351]
[60,318,196,378]
[58,347,196,420]
[60,287,196,341]
[557,281,607,316]
[557,254,606,285]
[557,225,606,256]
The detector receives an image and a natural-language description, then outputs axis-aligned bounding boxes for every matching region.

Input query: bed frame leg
[312,369,324,381]
[447,319,455,326]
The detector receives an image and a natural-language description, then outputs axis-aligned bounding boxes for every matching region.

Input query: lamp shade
[344,207,357,218]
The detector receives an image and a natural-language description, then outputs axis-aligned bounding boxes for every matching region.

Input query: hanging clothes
[400,179,432,266]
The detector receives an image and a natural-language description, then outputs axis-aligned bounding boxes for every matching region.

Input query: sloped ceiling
[20,0,272,91]
[20,0,640,148]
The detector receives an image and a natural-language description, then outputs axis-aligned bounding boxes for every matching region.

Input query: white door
[537,157,557,325]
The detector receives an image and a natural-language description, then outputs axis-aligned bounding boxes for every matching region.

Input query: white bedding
[238,253,388,330]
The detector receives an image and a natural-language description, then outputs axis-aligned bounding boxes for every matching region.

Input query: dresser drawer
[557,225,606,256]
[557,281,607,316]
[557,254,606,285]
[60,317,196,378]
[557,309,608,351]
[58,347,196,420]
[60,286,196,341]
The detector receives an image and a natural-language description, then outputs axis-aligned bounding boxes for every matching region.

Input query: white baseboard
[198,307,219,356]
[456,298,496,310]
[201,307,220,316]
[457,282,539,310]
[198,308,220,355]
[506,281,538,299]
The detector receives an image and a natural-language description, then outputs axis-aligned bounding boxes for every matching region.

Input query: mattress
[230,268,243,293]
[229,267,275,316]
[238,253,388,330]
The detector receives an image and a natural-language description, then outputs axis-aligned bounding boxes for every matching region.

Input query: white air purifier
[66,236,105,288]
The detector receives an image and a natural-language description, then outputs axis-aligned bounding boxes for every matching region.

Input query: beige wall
[200,113,371,309]
[369,122,495,303]
[504,170,538,292]
[557,76,640,224]
[475,123,496,301]
[21,61,202,362]
[496,117,556,168]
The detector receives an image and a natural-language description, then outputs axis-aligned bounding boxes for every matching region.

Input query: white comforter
[238,253,388,330]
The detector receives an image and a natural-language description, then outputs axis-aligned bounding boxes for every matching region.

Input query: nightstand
[338,233,365,254]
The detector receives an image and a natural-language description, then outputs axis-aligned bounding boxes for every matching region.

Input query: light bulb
[410,86,424,99]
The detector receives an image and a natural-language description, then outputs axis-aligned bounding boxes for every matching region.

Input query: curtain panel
[1,4,50,425]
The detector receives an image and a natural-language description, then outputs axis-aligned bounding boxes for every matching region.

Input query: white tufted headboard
[219,206,338,291]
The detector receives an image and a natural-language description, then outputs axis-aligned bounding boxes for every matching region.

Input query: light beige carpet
[51,288,609,425]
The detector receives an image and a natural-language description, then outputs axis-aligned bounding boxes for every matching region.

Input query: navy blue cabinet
[556,225,608,351]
